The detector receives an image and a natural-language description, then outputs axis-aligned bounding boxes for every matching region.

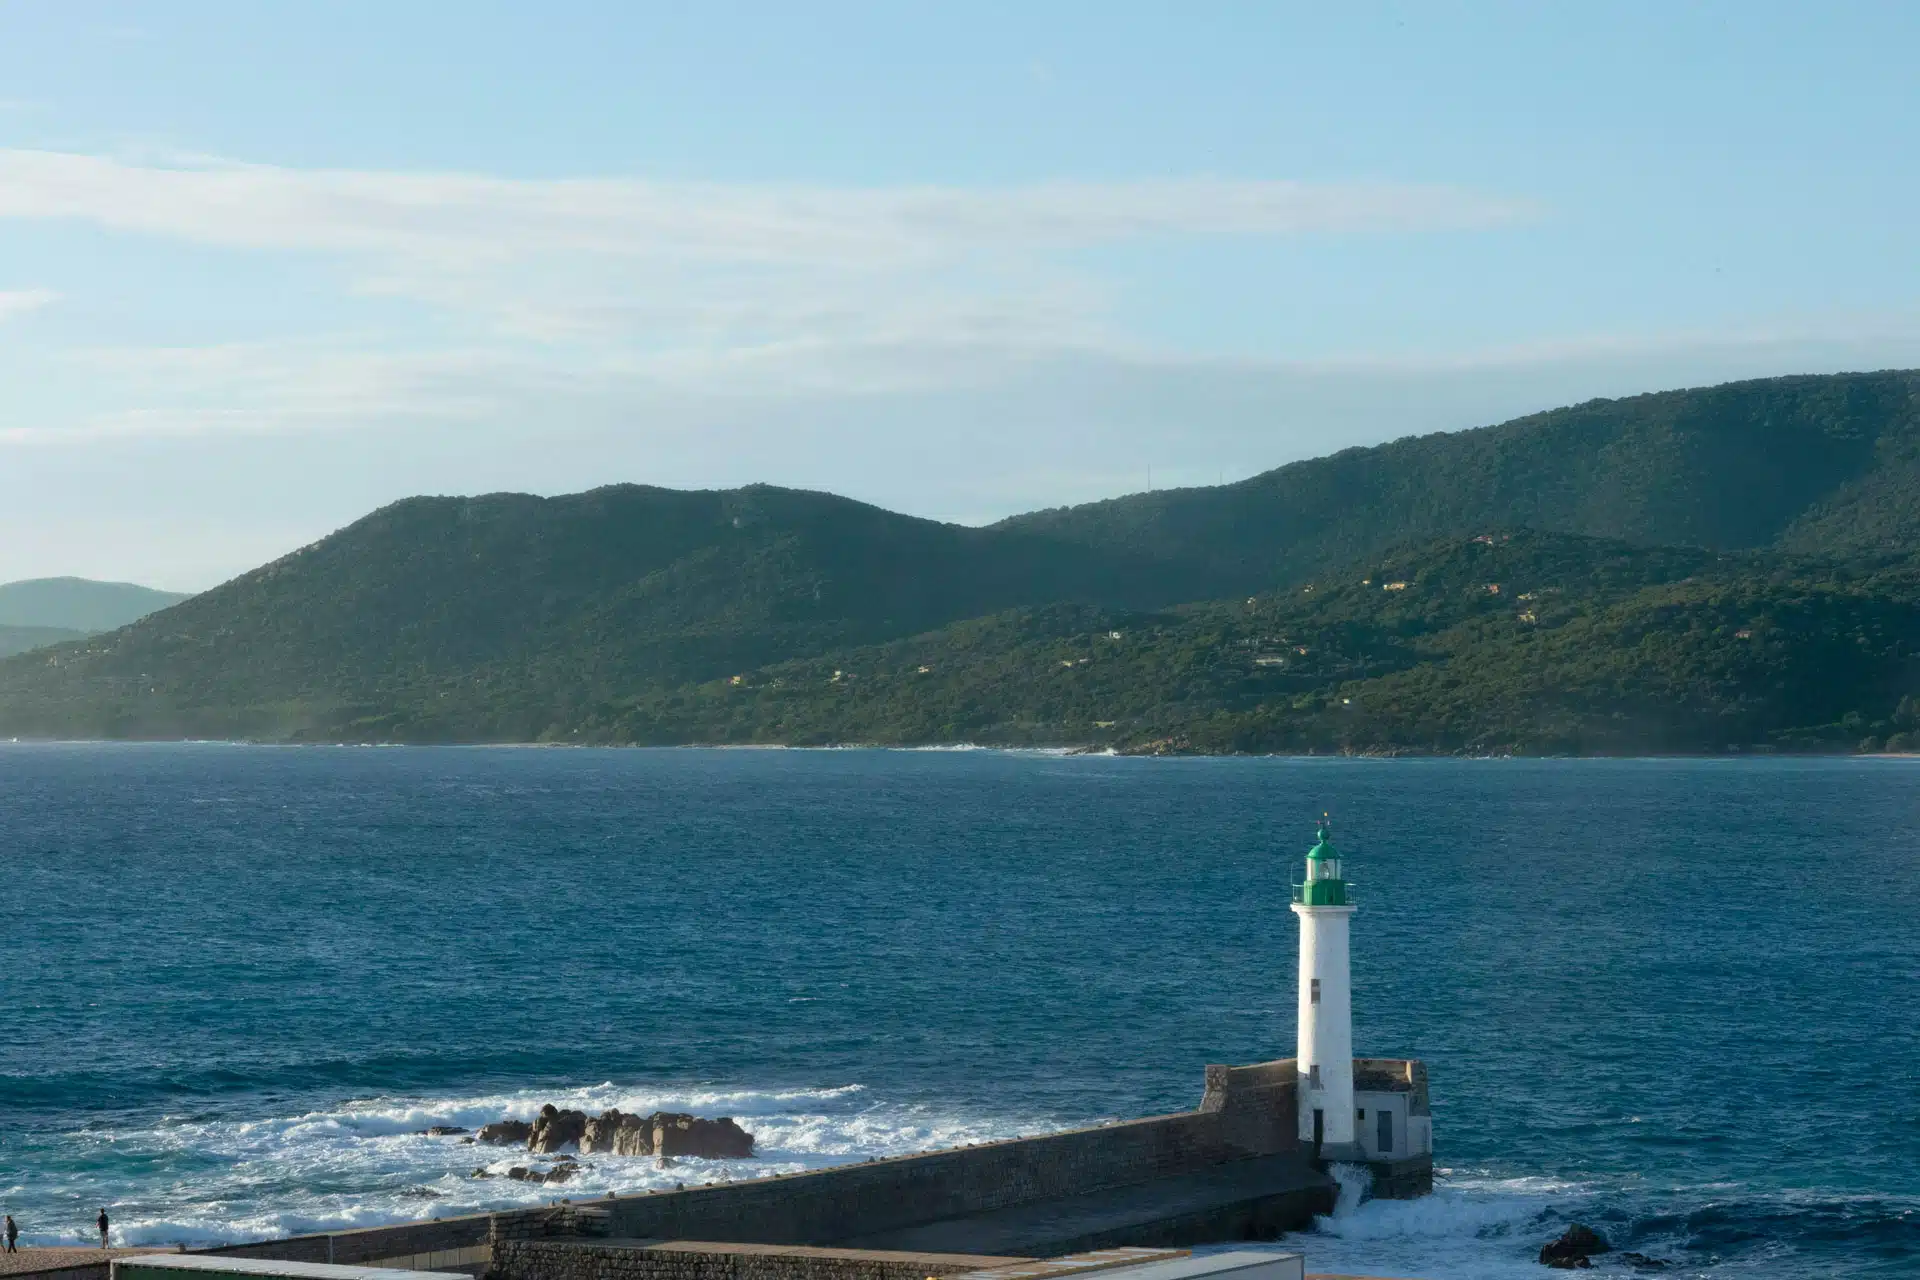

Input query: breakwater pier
[9,1056,1428,1280]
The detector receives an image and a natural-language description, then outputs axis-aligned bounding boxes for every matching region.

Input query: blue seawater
[0,745,1915,1278]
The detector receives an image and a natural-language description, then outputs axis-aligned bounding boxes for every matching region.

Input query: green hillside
[0,483,1217,741]
[1000,370,1920,588]
[5,371,1920,753]
[593,532,1920,755]
[0,577,189,631]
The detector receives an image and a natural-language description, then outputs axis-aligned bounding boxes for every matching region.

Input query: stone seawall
[580,1103,1282,1247]
[176,1058,1418,1268]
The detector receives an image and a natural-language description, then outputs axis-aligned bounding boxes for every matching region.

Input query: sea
[0,745,1915,1278]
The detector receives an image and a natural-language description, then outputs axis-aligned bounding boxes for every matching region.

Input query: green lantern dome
[1293,815,1349,907]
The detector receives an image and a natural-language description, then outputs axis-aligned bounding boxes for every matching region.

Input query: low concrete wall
[492,1241,1023,1280]
[199,1216,493,1268]
[5,1265,111,1280]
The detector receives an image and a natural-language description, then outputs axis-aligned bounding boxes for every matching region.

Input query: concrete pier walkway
[840,1154,1334,1257]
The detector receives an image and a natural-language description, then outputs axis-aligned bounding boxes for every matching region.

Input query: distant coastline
[8,734,1920,760]
[7,374,1920,759]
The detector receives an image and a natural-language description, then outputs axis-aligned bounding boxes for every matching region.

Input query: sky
[0,2,1916,590]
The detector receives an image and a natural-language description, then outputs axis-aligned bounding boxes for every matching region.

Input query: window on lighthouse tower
[1310,978,1321,1004]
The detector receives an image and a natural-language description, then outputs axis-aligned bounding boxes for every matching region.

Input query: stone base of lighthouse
[1361,1152,1436,1199]
[1285,1057,1434,1197]
[1198,1057,1432,1201]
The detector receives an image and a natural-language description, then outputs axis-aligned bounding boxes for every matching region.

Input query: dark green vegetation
[0,576,189,632]
[623,532,1920,755]
[4,370,1920,754]
[0,485,1215,741]
[1003,369,1920,585]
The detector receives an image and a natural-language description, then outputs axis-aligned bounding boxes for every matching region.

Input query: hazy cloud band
[0,150,1533,264]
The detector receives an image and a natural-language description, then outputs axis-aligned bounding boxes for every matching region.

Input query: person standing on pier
[97,1208,109,1249]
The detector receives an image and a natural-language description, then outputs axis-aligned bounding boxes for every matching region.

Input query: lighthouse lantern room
[1292,817,1361,1161]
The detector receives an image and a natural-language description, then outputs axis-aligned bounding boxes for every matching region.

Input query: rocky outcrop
[417,1125,470,1137]
[500,1162,577,1185]
[478,1106,755,1158]
[529,1105,590,1153]
[580,1110,653,1156]
[1540,1224,1610,1269]
[505,1106,753,1158]
[656,1112,754,1158]
[477,1120,534,1145]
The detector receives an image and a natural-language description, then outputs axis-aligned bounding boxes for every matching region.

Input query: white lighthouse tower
[1292,816,1360,1160]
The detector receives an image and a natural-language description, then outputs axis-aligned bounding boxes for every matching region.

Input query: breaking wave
[7,1082,1047,1248]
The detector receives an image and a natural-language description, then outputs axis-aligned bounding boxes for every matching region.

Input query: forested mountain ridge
[0,483,1223,739]
[4,371,1920,752]
[999,370,1920,590]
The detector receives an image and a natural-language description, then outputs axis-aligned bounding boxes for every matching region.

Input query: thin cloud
[10,318,1916,451]
[0,150,1534,263]
[0,288,58,322]
[0,150,1537,369]
[0,151,1552,474]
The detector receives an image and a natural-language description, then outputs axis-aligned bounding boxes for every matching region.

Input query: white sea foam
[1324,1161,1373,1214]
[51,1082,1043,1247]
[1257,1172,1582,1280]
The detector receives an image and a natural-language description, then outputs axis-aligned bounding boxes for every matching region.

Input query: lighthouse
[1292,816,1359,1160]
